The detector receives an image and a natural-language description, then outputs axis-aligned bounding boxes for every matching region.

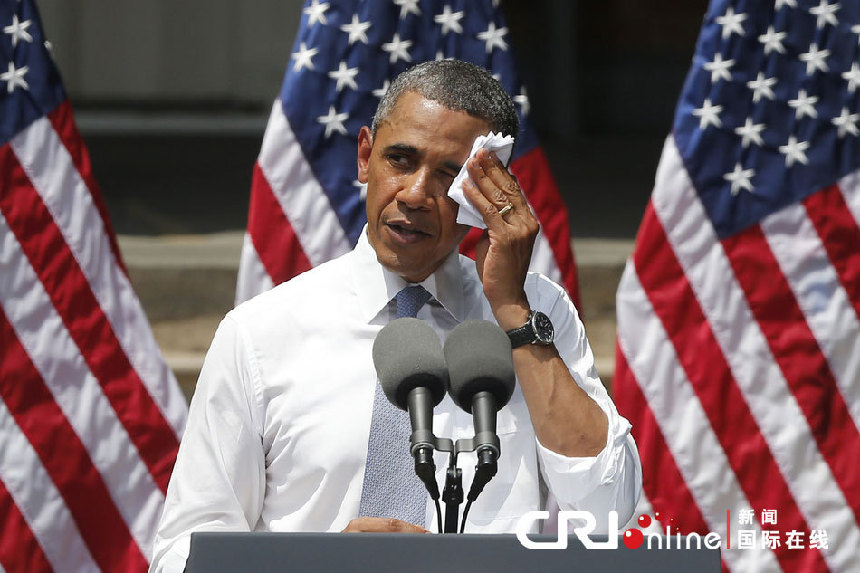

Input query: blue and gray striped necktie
[358,285,432,524]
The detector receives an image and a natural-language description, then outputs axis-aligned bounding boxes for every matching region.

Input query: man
[150,60,641,572]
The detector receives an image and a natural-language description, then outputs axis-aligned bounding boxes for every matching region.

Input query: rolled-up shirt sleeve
[149,315,266,573]
[536,410,641,532]
[527,273,642,531]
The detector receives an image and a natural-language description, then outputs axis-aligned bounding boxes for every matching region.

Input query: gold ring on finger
[498,203,514,217]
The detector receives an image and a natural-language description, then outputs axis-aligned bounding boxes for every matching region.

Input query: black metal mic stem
[442,459,463,533]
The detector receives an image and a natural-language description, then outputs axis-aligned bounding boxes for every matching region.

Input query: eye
[386,153,412,169]
[439,168,458,181]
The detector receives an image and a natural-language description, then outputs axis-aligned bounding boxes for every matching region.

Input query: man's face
[358,91,491,283]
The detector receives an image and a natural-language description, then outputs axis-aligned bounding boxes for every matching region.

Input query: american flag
[0,0,187,571]
[235,0,579,306]
[614,1,859,571]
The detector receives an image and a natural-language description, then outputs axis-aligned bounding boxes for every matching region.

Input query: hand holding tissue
[447,132,515,229]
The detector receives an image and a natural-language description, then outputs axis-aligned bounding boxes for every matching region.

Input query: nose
[395,168,434,209]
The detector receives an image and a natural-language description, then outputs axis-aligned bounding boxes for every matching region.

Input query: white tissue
[447,131,515,228]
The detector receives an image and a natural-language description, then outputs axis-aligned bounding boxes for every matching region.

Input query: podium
[185,531,721,572]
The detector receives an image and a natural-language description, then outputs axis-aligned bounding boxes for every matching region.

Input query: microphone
[443,320,515,503]
[372,317,448,500]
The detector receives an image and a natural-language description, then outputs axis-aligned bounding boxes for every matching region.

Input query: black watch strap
[507,322,534,349]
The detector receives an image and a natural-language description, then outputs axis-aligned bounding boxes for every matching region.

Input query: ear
[357,126,373,184]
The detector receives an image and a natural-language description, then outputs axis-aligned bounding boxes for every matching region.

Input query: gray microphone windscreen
[372,317,447,410]
[443,320,515,412]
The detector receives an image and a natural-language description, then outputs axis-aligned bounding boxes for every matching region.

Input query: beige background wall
[39,0,302,105]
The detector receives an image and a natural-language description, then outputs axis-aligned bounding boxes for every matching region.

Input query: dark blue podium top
[186,531,721,572]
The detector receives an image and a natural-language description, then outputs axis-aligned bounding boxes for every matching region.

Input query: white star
[354,180,368,202]
[758,26,786,55]
[290,42,318,72]
[477,22,508,53]
[1,61,29,93]
[734,117,766,148]
[303,0,329,26]
[372,79,390,99]
[778,136,810,167]
[747,72,777,103]
[317,105,349,138]
[381,33,413,64]
[809,0,840,30]
[394,0,421,19]
[703,53,734,83]
[716,7,747,40]
[832,107,859,138]
[775,0,797,8]
[340,14,370,45]
[328,61,359,92]
[724,163,755,195]
[692,98,723,129]
[514,87,530,117]
[842,62,860,93]
[788,89,819,119]
[800,43,830,75]
[434,6,464,35]
[4,14,33,47]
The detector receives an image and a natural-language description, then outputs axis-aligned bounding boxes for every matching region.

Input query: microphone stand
[419,433,499,534]
[442,458,463,534]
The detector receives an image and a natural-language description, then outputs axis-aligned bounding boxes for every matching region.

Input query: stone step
[119,233,632,399]
[573,238,631,389]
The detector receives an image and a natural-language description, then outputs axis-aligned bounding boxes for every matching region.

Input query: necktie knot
[395,285,431,319]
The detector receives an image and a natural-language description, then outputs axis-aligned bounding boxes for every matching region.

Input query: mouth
[385,221,432,243]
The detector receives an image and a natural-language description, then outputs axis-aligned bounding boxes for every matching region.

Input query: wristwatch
[506,310,554,348]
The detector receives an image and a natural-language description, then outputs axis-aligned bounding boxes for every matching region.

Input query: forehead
[375,91,492,153]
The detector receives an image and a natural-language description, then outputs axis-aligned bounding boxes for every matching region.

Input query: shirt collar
[351,226,466,323]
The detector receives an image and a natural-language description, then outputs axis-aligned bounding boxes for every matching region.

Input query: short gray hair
[371,59,519,140]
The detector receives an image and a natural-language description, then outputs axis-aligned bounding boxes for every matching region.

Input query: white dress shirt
[150,230,641,573]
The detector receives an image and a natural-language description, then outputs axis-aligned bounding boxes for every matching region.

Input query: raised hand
[461,148,539,330]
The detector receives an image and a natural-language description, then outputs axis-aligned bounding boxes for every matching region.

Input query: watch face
[532,311,554,344]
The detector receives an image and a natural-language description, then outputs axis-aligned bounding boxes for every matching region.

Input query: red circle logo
[623,529,644,549]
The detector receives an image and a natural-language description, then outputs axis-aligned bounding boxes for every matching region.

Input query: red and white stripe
[236,101,351,304]
[0,103,187,572]
[615,136,860,572]
[236,100,579,306]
